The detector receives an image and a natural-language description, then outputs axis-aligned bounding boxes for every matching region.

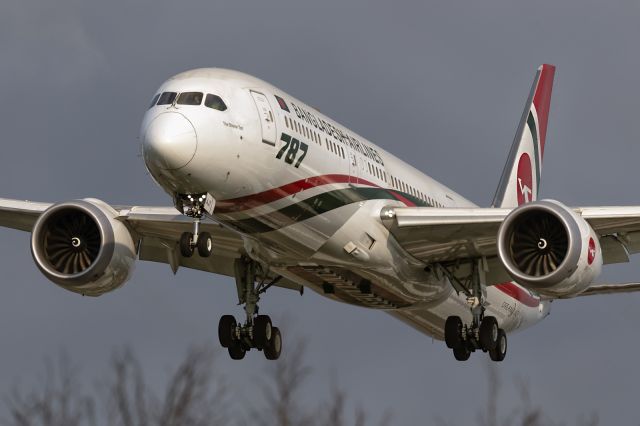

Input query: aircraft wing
[0,199,302,292]
[382,206,640,264]
[382,205,640,286]
[0,199,53,231]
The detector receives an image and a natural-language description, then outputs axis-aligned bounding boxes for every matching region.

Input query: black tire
[489,329,507,362]
[180,232,194,257]
[253,315,272,350]
[197,232,213,257]
[479,316,499,351]
[218,315,236,348]
[444,316,463,349]
[265,327,282,360]
[228,341,246,360]
[453,345,471,361]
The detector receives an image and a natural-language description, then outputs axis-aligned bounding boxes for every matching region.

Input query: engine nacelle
[497,200,602,298]
[30,199,136,296]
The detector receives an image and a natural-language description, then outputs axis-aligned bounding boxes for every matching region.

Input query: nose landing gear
[176,194,214,258]
[218,255,283,361]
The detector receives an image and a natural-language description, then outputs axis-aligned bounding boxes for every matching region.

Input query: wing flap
[382,207,509,263]
[599,235,630,264]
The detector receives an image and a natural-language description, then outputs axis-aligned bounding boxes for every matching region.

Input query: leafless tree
[248,336,392,426]
[3,334,394,426]
[3,345,227,426]
[437,362,598,426]
[249,337,313,426]
[2,354,95,426]
[105,345,228,426]
[315,384,392,426]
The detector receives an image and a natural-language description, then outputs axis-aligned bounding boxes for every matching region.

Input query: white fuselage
[140,68,549,339]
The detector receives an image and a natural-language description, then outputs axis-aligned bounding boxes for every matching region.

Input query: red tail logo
[516,153,533,205]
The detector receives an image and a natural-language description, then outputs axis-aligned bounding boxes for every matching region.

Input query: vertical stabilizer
[492,64,555,208]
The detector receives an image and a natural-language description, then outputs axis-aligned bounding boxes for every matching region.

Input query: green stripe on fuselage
[221,186,431,234]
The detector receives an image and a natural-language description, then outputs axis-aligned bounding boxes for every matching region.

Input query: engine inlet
[42,209,102,274]
[509,210,569,277]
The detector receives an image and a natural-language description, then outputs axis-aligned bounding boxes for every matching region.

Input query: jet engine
[30,199,136,296]
[497,200,602,298]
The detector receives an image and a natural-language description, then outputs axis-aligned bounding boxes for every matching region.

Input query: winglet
[492,64,556,208]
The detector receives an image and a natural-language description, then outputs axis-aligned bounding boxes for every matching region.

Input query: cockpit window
[148,93,160,109]
[157,92,177,105]
[177,92,203,105]
[205,94,227,111]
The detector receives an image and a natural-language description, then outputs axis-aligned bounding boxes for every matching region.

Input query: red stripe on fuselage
[216,174,381,213]
[494,282,540,308]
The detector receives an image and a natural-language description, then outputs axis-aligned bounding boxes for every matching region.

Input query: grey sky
[0,0,639,423]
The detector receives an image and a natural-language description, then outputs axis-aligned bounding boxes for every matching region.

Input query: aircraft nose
[143,112,197,170]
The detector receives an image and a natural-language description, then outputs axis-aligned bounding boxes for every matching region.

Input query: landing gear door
[250,91,277,146]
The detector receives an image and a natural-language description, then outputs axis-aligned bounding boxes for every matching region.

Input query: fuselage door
[348,149,359,185]
[250,91,277,146]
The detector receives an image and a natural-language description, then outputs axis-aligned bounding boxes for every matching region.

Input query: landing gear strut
[218,255,283,360]
[177,194,213,258]
[440,258,508,362]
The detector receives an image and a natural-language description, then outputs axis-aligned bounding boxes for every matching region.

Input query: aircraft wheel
[179,232,194,257]
[444,316,463,349]
[228,341,246,360]
[489,329,507,362]
[253,315,272,350]
[453,345,471,361]
[218,315,236,348]
[479,316,499,351]
[197,232,213,257]
[264,327,282,360]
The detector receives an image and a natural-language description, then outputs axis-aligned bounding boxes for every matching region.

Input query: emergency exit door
[250,91,277,146]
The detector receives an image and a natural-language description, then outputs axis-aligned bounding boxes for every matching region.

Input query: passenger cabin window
[177,92,203,105]
[148,94,160,109]
[157,92,177,105]
[205,94,227,111]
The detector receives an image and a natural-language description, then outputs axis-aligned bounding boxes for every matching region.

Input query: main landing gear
[444,315,507,362]
[178,194,213,258]
[440,259,508,362]
[175,194,282,360]
[218,255,283,361]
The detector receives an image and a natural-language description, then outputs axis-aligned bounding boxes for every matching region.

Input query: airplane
[2,64,640,362]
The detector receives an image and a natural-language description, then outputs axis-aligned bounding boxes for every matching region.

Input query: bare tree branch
[156,345,227,426]
[105,347,149,426]
[4,339,395,426]
[2,354,95,426]
[253,336,312,426]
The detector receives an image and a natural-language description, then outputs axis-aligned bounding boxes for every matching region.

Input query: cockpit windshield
[205,94,227,111]
[148,93,160,109]
[157,92,177,105]
[152,91,226,111]
[177,92,203,105]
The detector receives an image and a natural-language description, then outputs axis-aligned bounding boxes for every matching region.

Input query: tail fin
[492,64,556,208]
